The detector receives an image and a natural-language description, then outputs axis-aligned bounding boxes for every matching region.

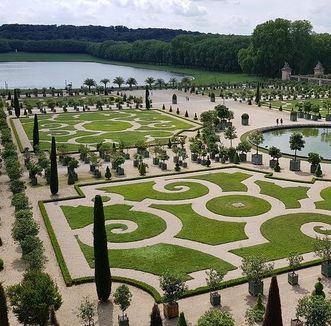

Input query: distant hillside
[0,24,202,42]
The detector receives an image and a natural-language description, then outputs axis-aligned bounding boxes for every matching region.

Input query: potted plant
[268,146,282,169]
[158,150,169,171]
[290,109,298,122]
[289,132,305,171]
[172,94,177,105]
[241,256,274,296]
[135,140,148,156]
[160,272,187,319]
[311,104,320,121]
[113,155,125,175]
[236,140,252,162]
[287,252,303,286]
[210,92,215,102]
[215,104,230,130]
[303,101,312,119]
[189,137,202,162]
[314,235,331,277]
[296,103,304,119]
[27,162,43,186]
[172,145,179,163]
[133,153,140,168]
[178,148,188,168]
[205,269,225,306]
[78,145,89,162]
[152,143,161,165]
[241,113,249,125]
[114,285,132,326]
[323,100,331,121]
[308,152,322,174]
[248,130,264,165]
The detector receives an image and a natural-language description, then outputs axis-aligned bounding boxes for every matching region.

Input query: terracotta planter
[163,302,179,319]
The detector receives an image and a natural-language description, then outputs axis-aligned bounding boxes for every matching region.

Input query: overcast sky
[0,0,330,35]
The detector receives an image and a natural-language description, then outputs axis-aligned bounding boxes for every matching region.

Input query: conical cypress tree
[262,276,283,326]
[145,86,150,109]
[255,83,261,104]
[150,303,163,326]
[177,312,188,326]
[94,195,112,302]
[7,90,11,100]
[33,114,39,152]
[14,89,20,118]
[50,136,59,195]
[0,282,9,326]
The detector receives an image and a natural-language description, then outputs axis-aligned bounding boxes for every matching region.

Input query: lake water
[262,127,331,160]
[0,61,184,89]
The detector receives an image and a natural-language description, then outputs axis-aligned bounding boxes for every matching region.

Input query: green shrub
[11,193,29,211]
[20,235,43,256]
[23,247,46,270]
[12,218,39,242]
[15,209,33,220]
[10,179,26,194]
[0,258,3,271]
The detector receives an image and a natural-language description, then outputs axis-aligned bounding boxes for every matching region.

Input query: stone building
[281,62,292,81]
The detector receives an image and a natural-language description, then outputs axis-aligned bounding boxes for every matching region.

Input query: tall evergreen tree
[177,312,188,326]
[93,195,112,302]
[145,85,150,109]
[14,88,20,118]
[50,136,59,195]
[33,114,39,152]
[150,303,163,326]
[255,83,261,104]
[0,282,9,326]
[262,276,283,326]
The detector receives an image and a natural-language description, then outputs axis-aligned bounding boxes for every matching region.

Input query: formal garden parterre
[40,167,331,297]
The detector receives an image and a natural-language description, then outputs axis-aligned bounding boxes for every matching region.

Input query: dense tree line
[238,18,331,77]
[0,24,200,42]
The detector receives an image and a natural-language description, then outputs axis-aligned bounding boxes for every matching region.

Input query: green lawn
[231,213,331,260]
[315,187,331,210]
[78,241,236,278]
[206,195,271,217]
[19,109,197,151]
[152,204,247,245]
[99,181,209,201]
[61,204,166,243]
[189,172,251,192]
[255,180,309,209]
[0,52,259,85]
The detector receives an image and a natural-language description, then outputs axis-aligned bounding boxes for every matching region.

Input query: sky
[0,0,330,35]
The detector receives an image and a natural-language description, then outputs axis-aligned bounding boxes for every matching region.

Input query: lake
[0,61,184,89]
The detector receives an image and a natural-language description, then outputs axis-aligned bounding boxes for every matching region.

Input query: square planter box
[210,292,221,306]
[312,115,318,121]
[191,153,198,162]
[90,165,96,172]
[210,152,216,159]
[163,302,179,319]
[290,160,301,171]
[116,167,125,175]
[269,159,277,169]
[325,114,331,121]
[248,280,263,296]
[310,164,317,174]
[252,154,263,165]
[215,156,220,162]
[104,154,111,162]
[173,156,179,163]
[161,163,167,171]
[143,150,150,158]
[288,272,299,286]
[291,319,304,326]
[298,112,304,118]
[133,159,139,168]
[217,120,227,131]
[322,261,331,277]
[241,118,249,126]
[239,153,247,162]
[197,158,202,164]
[118,315,129,326]
[304,113,311,120]
[124,153,130,160]
[290,113,298,121]
[153,157,159,165]
[182,162,188,168]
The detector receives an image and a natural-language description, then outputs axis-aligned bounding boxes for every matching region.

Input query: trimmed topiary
[315,164,322,177]
[50,136,59,195]
[150,303,163,326]
[177,312,188,326]
[312,278,325,298]
[0,282,9,325]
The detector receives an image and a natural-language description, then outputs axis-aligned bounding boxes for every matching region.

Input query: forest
[0,20,330,78]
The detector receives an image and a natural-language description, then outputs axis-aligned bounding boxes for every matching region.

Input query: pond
[262,127,331,160]
[0,61,184,89]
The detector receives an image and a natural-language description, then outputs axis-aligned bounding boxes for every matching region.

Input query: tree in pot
[205,269,225,306]
[287,252,303,286]
[236,140,252,162]
[224,126,237,148]
[289,133,305,171]
[241,256,274,296]
[160,272,187,319]
[314,235,331,277]
[308,152,322,174]
[77,296,96,326]
[152,142,162,165]
[114,285,132,326]
[323,100,331,121]
[241,113,249,125]
[27,161,43,186]
[248,130,264,165]
[268,146,282,169]
[295,294,331,326]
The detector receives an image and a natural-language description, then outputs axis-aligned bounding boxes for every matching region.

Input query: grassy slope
[255,180,309,209]
[78,240,235,278]
[206,195,272,217]
[232,213,331,260]
[99,181,210,201]
[152,204,247,245]
[0,52,258,85]
[61,204,166,243]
